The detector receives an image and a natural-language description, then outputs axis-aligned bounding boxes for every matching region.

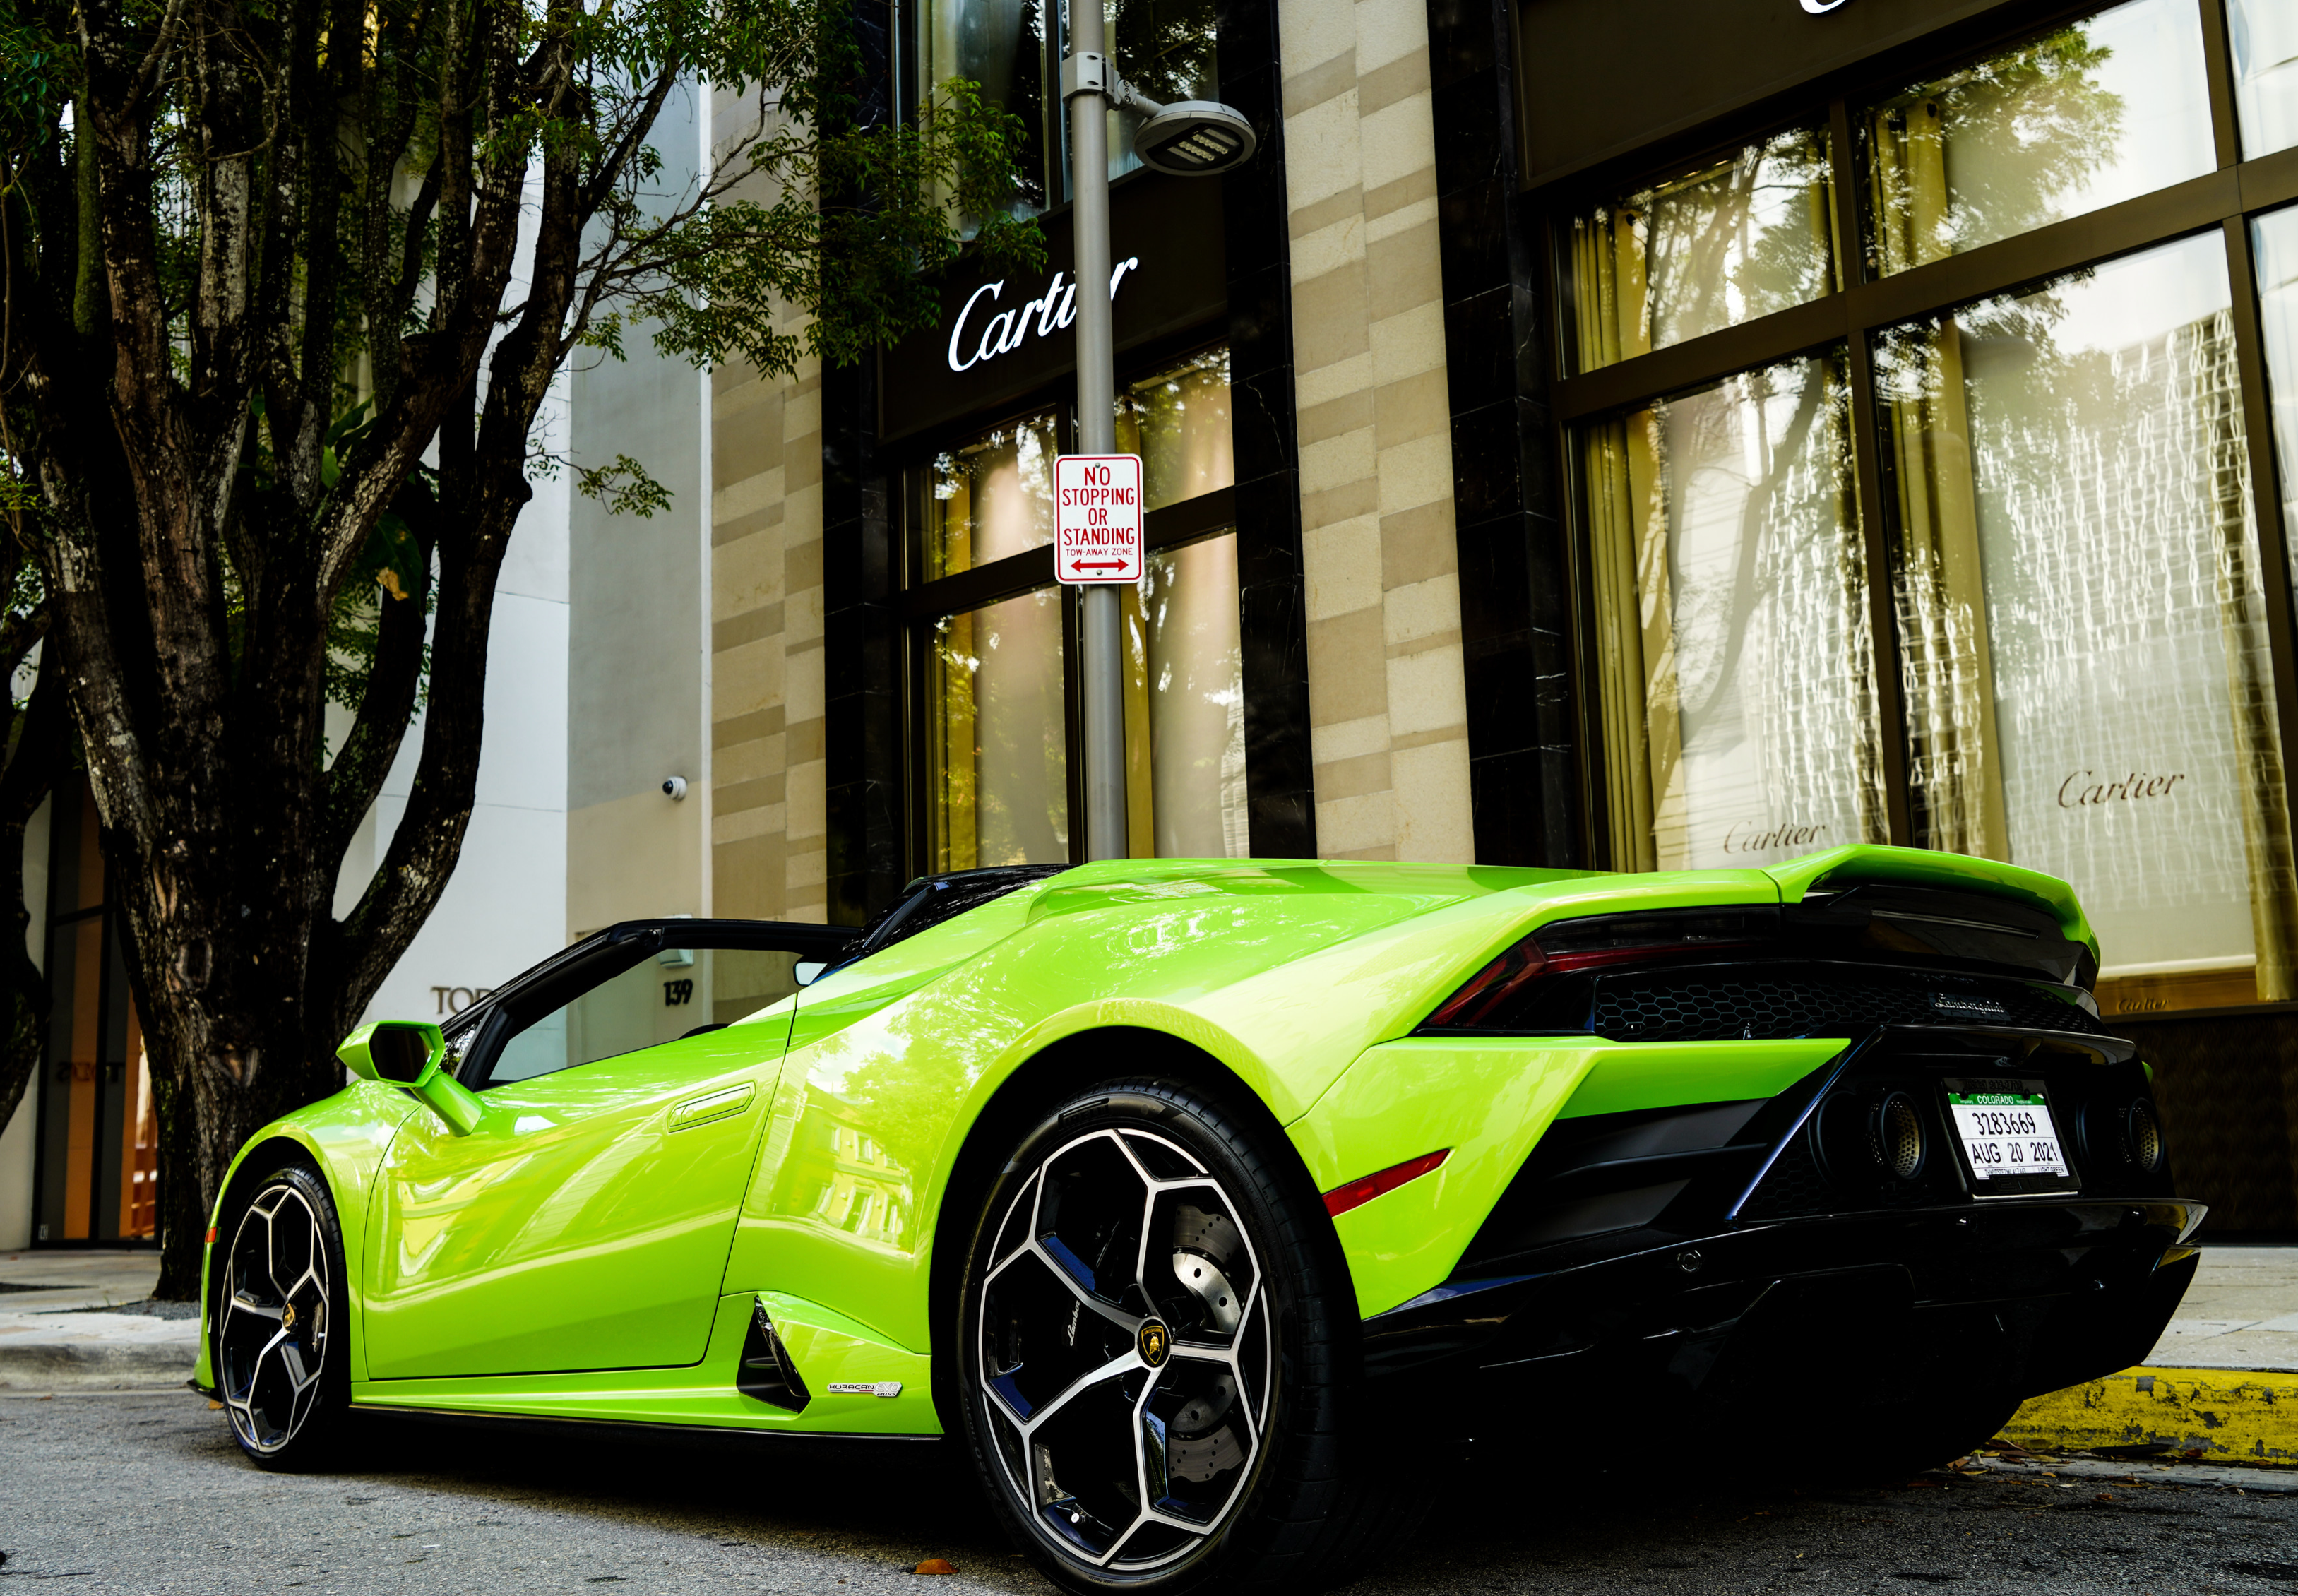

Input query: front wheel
[213,1162,350,1469]
[955,1078,1425,1596]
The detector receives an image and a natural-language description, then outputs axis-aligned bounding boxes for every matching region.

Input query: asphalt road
[4,1391,2296,1595]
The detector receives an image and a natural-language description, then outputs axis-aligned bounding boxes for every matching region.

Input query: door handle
[669,1082,756,1131]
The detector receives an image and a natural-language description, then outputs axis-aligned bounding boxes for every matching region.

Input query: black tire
[953,1078,1426,1596]
[213,1162,351,1470]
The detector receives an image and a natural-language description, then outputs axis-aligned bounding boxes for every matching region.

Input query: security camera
[662,776,688,801]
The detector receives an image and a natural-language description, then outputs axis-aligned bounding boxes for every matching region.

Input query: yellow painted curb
[2001,1366,2298,1468]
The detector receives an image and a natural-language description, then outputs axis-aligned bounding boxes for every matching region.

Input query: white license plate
[1945,1083,2070,1181]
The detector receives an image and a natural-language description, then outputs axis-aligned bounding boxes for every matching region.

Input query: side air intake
[737,1299,811,1412]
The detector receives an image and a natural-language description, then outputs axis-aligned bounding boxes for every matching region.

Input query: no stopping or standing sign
[1055,454,1143,583]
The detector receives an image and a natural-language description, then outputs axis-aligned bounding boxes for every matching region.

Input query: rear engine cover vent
[1592,968,2104,1044]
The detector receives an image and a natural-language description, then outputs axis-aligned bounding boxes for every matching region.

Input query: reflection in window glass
[1122,536,1247,858]
[1115,348,1233,509]
[486,948,786,1087]
[1864,0,2211,275]
[919,0,1052,215]
[919,0,1217,208]
[1101,0,1220,190]
[929,590,1070,870]
[1875,233,2298,1015]
[2230,0,2298,159]
[1568,129,1836,374]
[1578,355,1886,871]
[922,412,1059,580]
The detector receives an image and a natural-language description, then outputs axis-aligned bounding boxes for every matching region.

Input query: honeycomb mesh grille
[1590,970,2104,1043]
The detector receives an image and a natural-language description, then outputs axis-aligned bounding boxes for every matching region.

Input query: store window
[1863,0,2212,275]
[929,589,1071,870]
[913,0,1219,215]
[1567,129,1837,374]
[1576,355,1885,869]
[913,348,1242,869]
[1553,0,2298,1018]
[1876,234,2295,1011]
[922,412,1059,580]
[1116,351,1245,857]
[33,780,156,1244]
[2229,0,2298,159]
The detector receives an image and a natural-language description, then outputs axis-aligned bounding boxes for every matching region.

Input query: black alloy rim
[218,1182,331,1454]
[977,1126,1273,1572]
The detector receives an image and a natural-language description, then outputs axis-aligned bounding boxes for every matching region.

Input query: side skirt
[347,1290,940,1437]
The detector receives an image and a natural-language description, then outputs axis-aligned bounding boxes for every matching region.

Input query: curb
[2001,1366,2298,1469]
[0,1340,197,1390]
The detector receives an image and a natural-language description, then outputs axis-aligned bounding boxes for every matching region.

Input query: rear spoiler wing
[1763,845,2101,971]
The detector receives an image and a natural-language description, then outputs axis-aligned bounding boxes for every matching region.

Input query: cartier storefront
[815,0,1312,921]
[1442,0,2298,1227]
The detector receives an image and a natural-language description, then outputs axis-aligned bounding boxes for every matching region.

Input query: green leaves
[561,0,1044,384]
[0,0,69,167]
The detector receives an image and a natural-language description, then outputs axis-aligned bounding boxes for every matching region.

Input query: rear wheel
[954,1078,1424,1596]
[214,1162,350,1470]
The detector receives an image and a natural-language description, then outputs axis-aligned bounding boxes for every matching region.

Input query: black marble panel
[821,350,906,927]
[1424,0,1586,868]
[1220,0,1315,860]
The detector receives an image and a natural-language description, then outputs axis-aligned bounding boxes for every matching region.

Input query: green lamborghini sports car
[197,845,2199,1591]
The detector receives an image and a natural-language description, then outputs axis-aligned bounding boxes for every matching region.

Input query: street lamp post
[1065,3,1126,863]
[1061,11,1256,862]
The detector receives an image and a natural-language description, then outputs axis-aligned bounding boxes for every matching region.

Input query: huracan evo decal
[946,258,1141,374]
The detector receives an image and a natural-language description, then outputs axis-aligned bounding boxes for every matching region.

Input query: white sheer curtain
[1879,233,2298,1004]
[1117,351,1246,858]
[1579,356,1885,871]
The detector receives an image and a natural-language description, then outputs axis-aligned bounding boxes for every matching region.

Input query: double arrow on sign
[1070,559,1129,572]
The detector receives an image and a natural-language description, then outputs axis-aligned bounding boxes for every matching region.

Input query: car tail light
[1424,941,1548,1028]
[1420,910,1767,1031]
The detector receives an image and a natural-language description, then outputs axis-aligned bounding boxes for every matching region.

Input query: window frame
[1543,0,2298,1019]
[446,919,854,1090]
[895,338,1244,874]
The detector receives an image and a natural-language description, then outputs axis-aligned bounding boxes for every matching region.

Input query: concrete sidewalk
[2146,1245,2298,1370]
[0,1247,192,1390]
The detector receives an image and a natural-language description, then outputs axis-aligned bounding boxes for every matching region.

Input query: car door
[361,927,834,1379]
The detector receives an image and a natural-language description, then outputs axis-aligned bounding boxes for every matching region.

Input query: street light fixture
[1132,100,1258,178]
[1064,16,1256,862]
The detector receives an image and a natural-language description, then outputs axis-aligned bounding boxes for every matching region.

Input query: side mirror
[794,961,829,987]
[338,1020,484,1136]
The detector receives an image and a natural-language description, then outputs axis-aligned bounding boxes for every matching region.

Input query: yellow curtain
[1871,98,2011,860]
[2198,309,2298,1001]
[1580,409,1681,874]
[928,609,980,873]
[1576,213,1686,871]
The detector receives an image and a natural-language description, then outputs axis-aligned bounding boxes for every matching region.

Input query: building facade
[14,0,2298,1248]
[698,0,2298,1232]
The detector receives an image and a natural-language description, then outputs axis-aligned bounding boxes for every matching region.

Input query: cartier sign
[881,177,1227,443]
[947,260,1140,374]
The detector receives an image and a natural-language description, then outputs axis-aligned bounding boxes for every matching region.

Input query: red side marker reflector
[203,1227,217,1246]
[1323,1149,1451,1217]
